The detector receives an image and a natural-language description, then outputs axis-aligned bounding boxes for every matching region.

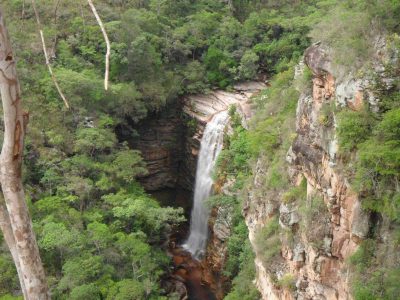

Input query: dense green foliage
[349,238,400,300]
[336,34,400,223]
[320,3,400,298]
[254,217,280,265]
[310,0,400,77]
[336,56,400,299]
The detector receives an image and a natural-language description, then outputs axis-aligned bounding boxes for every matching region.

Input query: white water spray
[183,111,229,259]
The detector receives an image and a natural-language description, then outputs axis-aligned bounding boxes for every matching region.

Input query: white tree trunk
[87,0,110,91]
[0,199,28,299]
[0,9,50,300]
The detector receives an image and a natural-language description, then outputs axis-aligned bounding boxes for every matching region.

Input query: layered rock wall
[133,83,264,193]
[132,105,187,191]
[243,42,394,300]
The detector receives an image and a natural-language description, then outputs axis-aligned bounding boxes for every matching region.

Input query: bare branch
[31,0,70,109]
[87,0,110,91]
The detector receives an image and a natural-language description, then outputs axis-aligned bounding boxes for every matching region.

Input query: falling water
[183,111,229,259]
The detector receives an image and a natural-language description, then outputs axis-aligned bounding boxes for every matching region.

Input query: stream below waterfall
[153,188,221,300]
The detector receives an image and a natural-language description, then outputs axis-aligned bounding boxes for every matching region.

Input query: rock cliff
[244,41,397,300]
[132,105,186,191]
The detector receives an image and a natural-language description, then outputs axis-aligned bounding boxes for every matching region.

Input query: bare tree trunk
[31,0,69,109]
[87,0,110,91]
[227,0,235,13]
[0,9,50,300]
[50,0,62,57]
[0,198,27,299]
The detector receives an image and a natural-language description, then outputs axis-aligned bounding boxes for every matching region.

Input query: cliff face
[132,105,186,191]
[183,82,265,124]
[284,44,364,299]
[244,41,395,300]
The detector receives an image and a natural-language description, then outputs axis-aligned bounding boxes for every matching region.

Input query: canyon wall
[132,105,187,191]
[133,83,264,298]
[131,58,393,300]
[244,40,397,300]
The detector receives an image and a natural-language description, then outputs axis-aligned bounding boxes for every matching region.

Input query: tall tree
[0,8,50,300]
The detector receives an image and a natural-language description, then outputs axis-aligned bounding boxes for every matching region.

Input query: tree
[0,8,49,299]
[238,49,259,80]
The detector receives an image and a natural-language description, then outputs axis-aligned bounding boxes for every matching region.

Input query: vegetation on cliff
[212,1,400,299]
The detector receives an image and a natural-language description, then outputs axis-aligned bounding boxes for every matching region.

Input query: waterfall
[183,111,229,259]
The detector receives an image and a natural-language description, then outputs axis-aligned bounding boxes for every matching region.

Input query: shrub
[0,255,19,296]
[318,102,335,127]
[350,108,400,221]
[282,178,307,204]
[277,273,296,291]
[349,239,400,300]
[228,105,243,128]
[224,239,260,300]
[70,284,99,300]
[254,216,281,266]
[336,109,374,152]
[309,5,372,77]
[294,66,313,93]
[299,195,330,249]
[238,50,259,80]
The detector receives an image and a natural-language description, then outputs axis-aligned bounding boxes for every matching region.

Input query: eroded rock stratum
[244,41,397,300]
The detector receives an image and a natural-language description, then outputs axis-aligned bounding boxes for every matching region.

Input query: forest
[0,0,399,300]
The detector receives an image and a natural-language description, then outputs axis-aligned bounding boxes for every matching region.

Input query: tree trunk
[0,9,50,300]
[0,198,28,299]
[87,0,110,91]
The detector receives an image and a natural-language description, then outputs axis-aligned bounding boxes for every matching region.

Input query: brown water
[151,188,218,300]
[171,246,217,300]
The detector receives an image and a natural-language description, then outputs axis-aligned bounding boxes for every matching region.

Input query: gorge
[0,1,399,300]
[131,83,264,299]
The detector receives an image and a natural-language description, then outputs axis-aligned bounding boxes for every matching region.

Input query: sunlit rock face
[244,41,396,300]
[286,44,360,299]
[183,81,265,125]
